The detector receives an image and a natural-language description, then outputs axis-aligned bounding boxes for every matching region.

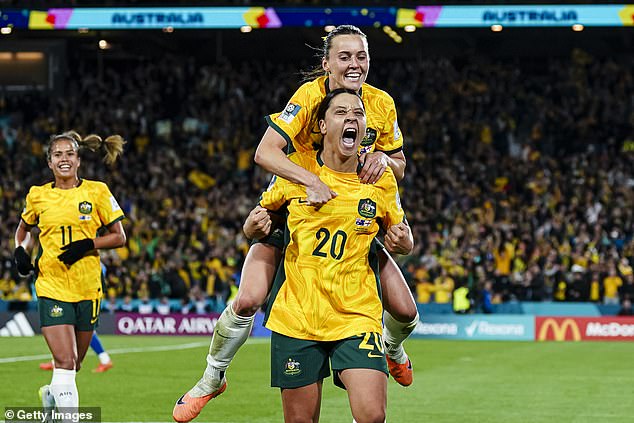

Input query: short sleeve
[265,81,317,151]
[376,95,403,155]
[21,187,38,226]
[381,171,406,230]
[259,174,288,212]
[96,183,125,227]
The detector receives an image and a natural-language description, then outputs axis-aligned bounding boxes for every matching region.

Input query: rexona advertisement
[115,312,222,336]
[412,315,534,341]
[536,317,634,341]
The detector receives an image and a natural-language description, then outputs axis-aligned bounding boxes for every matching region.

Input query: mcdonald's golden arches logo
[537,318,581,341]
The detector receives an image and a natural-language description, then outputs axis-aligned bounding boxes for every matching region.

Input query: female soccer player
[14,131,126,409]
[174,25,417,422]
[264,89,412,422]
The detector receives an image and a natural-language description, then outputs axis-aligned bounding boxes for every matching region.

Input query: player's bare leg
[339,369,387,423]
[281,381,323,423]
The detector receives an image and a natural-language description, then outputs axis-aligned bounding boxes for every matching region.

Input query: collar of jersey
[51,178,83,189]
[316,150,363,175]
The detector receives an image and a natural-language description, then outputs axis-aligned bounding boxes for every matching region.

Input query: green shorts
[38,297,100,331]
[271,331,388,390]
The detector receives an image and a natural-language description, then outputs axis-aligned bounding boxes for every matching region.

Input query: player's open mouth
[342,127,358,148]
[59,164,71,171]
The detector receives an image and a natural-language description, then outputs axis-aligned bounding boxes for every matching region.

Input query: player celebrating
[174,25,417,422]
[265,89,412,422]
[14,131,126,410]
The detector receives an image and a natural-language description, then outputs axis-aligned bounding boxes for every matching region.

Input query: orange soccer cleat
[39,361,54,371]
[93,361,113,373]
[172,381,227,423]
[386,356,413,387]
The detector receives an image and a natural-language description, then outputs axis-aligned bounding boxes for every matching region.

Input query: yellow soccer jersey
[266,75,403,156]
[21,179,124,302]
[261,151,405,341]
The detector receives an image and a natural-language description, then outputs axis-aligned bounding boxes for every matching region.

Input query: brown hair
[46,130,126,165]
[316,88,364,122]
[301,25,368,83]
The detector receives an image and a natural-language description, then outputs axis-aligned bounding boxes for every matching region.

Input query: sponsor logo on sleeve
[393,119,402,140]
[279,103,301,124]
[109,196,121,212]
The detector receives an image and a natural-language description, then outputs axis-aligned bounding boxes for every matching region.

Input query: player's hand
[243,206,273,240]
[58,238,95,266]
[385,222,413,255]
[358,151,388,184]
[305,177,337,209]
[14,246,34,276]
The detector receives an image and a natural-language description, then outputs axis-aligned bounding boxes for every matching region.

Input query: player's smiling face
[320,92,366,159]
[323,34,369,92]
[48,139,80,181]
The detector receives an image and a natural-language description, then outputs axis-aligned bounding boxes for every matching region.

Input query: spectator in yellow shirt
[433,268,455,304]
[603,267,623,305]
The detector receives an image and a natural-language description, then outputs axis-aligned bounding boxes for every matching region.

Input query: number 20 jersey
[261,151,406,341]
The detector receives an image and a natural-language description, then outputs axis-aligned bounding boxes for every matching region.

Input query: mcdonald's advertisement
[536,317,634,341]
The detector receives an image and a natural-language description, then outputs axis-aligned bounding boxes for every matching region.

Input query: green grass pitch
[1,335,633,422]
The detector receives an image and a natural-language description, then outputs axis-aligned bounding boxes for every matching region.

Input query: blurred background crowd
[0,39,632,313]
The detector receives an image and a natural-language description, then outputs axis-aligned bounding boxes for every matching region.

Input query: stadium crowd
[0,49,632,313]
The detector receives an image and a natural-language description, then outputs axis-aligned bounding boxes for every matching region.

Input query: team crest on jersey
[50,304,64,318]
[279,103,301,124]
[78,201,92,214]
[361,128,377,147]
[284,358,301,376]
[358,198,377,218]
